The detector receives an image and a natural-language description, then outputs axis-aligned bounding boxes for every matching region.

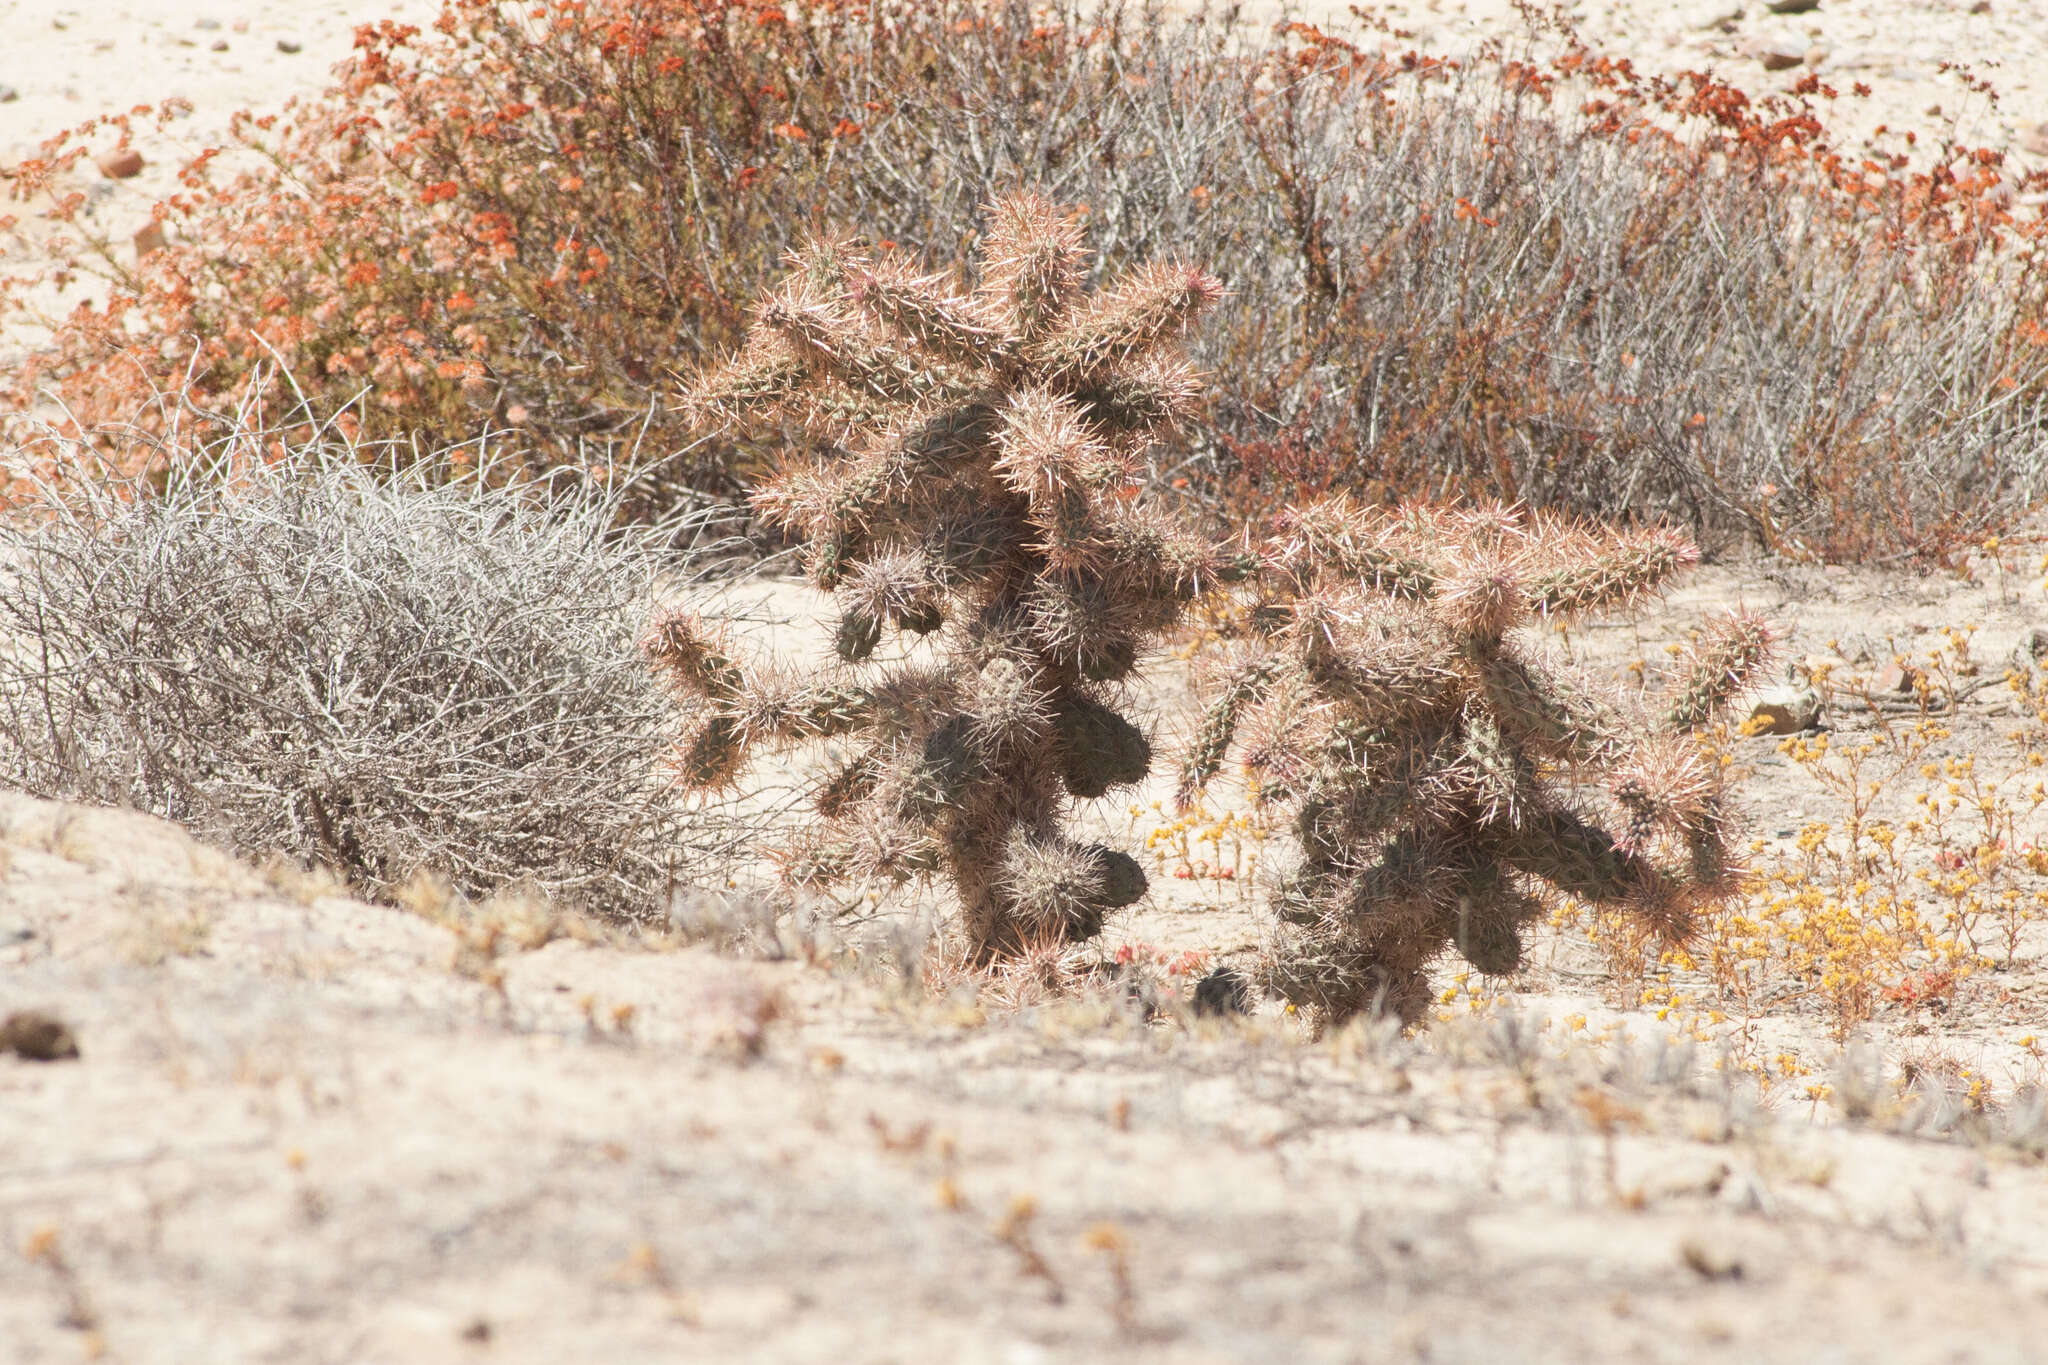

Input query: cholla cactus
[1180,497,1773,1027]
[651,194,1222,959]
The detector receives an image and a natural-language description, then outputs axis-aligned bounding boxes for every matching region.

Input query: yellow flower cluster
[1129,799,1272,884]
[1570,624,2048,1089]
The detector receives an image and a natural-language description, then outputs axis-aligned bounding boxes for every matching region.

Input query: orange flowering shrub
[4,1,2046,558]
[4,0,1044,499]
[1202,25,2048,563]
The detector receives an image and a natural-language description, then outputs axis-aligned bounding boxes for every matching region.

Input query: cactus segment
[1053,696,1152,799]
[1664,609,1776,730]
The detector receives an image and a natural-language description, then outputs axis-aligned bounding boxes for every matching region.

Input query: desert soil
[11,2,2048,1362]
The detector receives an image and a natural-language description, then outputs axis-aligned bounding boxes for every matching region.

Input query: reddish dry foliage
[3,1,2046,560]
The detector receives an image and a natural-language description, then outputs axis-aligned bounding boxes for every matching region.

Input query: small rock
[2022,123,2048,158]
[1688,1,1745,28]
[134,221,166,259]
[2,1011,81,1063]
[1804,44,1828,68]
[1748,686,1823,735]
[1680,1237,1745,1281]
[211,39,229,52]
[95,147,144,179]
[0,85,18,104]
[0,922,34,945]
[1873,660,1922,696]
[277,38,303,54]
[1765,0,1819,12]
[1737,33,1807,69]
[1192,968,1252,1018]
[195,16,221,30]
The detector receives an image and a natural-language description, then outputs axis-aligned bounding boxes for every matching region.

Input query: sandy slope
[8,789,2048,1364]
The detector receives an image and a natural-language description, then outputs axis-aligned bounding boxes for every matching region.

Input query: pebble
[1740,34,1808,70]
[95,146,144,179]
[0,84,17,104]
[1680,1236,1745,1282]
[134,222,166,259]
[1766,0,1821,12]
[1872,660,1922,695]
[1748,686,1824,735]
[1,1010,80,1063]
[211,39,230,53]
[277,39,303,55]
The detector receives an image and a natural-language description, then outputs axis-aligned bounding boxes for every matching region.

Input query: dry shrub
[3,1,2046,558]
[1190,29,2048,564]
[0,413,737,916]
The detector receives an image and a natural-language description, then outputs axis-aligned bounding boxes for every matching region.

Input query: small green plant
[1178,498,1773,1026]
[648,193,1222,959]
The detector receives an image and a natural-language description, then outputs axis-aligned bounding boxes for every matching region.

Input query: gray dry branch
[0,427,736,917]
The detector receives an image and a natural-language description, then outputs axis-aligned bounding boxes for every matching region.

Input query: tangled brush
[650,193,1224,958]
[1179,498,1774,1026]
[0,430,726,916]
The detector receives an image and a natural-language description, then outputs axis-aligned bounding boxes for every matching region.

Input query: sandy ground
[10,784,2048,1365]
[10,1,2048,1361]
